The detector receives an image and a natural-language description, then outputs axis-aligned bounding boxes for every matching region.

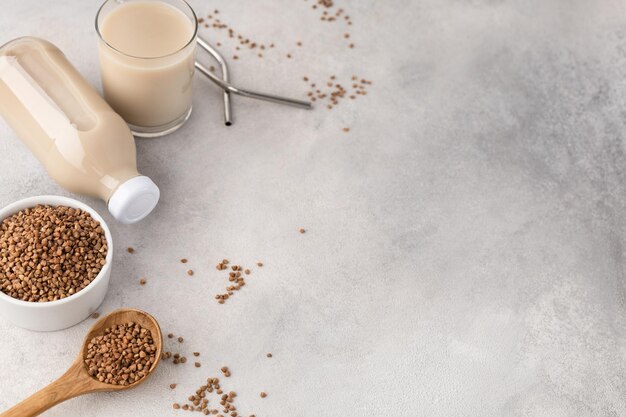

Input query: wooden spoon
[1,308,162,417]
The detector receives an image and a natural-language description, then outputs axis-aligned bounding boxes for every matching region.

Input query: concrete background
[0,0,625,416]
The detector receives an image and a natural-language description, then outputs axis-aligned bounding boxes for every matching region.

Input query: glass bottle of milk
[0,37,160,224]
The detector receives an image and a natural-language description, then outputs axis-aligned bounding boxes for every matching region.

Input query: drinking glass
[95,0,198,137]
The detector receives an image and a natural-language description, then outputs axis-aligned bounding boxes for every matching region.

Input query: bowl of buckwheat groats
[0,195,113,331]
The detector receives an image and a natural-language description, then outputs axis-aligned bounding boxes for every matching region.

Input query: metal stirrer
[195,36,312,126]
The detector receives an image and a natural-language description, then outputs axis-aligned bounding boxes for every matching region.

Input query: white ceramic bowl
[0,196,113,331]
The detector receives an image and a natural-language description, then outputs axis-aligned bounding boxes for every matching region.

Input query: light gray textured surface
[1,0,626,416]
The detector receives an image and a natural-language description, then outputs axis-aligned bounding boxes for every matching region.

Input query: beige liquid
[98,0,196,129]
[0,37,140,201]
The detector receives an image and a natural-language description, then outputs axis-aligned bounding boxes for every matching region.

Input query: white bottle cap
[107,176,160,224]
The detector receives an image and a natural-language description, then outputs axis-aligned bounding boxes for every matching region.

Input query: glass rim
[95,0,198,60]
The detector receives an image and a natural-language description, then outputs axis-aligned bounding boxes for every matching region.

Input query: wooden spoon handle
[1,365,86,417]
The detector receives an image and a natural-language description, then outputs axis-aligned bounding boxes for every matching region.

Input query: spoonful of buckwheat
[1,308,162,417]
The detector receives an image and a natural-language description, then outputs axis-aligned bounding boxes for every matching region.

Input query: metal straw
[195,36,312,123]
[196,37,232,126]
[195,62,312,109]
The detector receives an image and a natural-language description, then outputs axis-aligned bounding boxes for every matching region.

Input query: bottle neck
[101,169,141,202]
